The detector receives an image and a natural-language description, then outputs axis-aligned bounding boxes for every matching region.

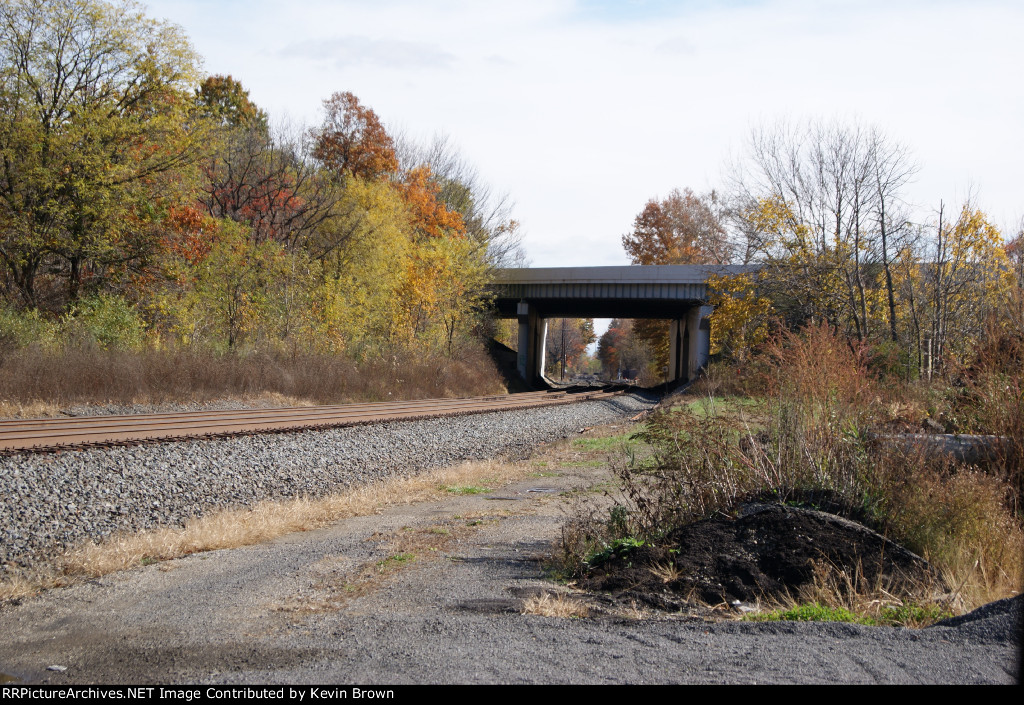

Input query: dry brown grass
[869,448,1024,611]
[0,344,505,412]
[798,559,945,618]
[0,392,316,420]
[648,561,683,584]
[0,399,63,419]
[0,456,536,603]
[521,592,591,618]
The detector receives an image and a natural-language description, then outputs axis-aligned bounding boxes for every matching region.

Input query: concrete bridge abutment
[668,305,713,383]
[516,302,548,385]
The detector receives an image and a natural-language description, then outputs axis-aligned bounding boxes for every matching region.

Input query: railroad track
[0,388,626,455]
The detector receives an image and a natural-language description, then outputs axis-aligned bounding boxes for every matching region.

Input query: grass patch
[571,433,637,453]
[378,553,416,571]
[746,603,869,624]
[745,602,955,628]
[672,395,765,420]
[875,603,955,627]
[442,485,490,495]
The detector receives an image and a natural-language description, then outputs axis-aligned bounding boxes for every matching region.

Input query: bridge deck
[490,264,753,318]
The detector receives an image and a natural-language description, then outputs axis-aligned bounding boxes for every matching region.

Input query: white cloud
[281,36,457,70]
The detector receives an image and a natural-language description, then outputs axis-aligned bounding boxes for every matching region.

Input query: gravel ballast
[0,392,656,573]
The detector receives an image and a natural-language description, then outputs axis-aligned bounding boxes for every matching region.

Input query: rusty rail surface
[0,388,627,455]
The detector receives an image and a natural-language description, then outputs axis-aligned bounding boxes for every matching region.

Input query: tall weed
[948,321,1024,513]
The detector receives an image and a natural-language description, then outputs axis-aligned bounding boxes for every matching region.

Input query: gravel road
[0,397,1020,684]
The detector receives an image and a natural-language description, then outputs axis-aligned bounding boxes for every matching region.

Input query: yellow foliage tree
[707,273,774,360]
[158,220,292,350]
[310,178,412,353]
[923,204,1014,369]
[396,232,489,354]
[743,195,849,332]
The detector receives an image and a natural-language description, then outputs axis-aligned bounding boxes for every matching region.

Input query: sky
[144,0,1022,271]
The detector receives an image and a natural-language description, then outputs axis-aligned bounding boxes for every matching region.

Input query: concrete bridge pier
[668,305,713,383]
[517,302,548,385]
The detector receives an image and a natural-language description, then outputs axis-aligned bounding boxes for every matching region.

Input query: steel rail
[0,389,565,431]
[0,388,626,455]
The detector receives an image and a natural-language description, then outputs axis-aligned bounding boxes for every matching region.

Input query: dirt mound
[580,503,941,607]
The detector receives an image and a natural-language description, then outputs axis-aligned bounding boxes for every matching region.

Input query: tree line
[599,120,1021,380]
[0,0,522,359]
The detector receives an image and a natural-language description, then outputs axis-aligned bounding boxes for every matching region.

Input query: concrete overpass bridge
[490,265,754,386]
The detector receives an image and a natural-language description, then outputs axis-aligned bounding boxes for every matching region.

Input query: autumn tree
[0,0,205,307]
[706,272,774,360]
[597,319,653,380]
[396,132,525,268]
[918,201,1014,370]
[622,188,731,266]
[732,119,917,341]
[544,318,596,380]
[397,165,465,240]
[732,118,1018,376]
[195,74,268,131]
[200,120,338,249]
[160,220,293,349]
[1007,221,1024,289]
[312,92,398,181]
[621,187,729,372]
[868,130,917,343]
[308,178,413,353]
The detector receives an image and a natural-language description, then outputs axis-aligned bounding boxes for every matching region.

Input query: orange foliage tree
[621,187,731,373]
[622,188,731,266]
[398,166,465,239]
[312,92,399,181]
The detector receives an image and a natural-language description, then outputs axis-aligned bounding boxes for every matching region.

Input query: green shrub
[586,537,645,568]
[0,305,60,350]
[64,294,146,350]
